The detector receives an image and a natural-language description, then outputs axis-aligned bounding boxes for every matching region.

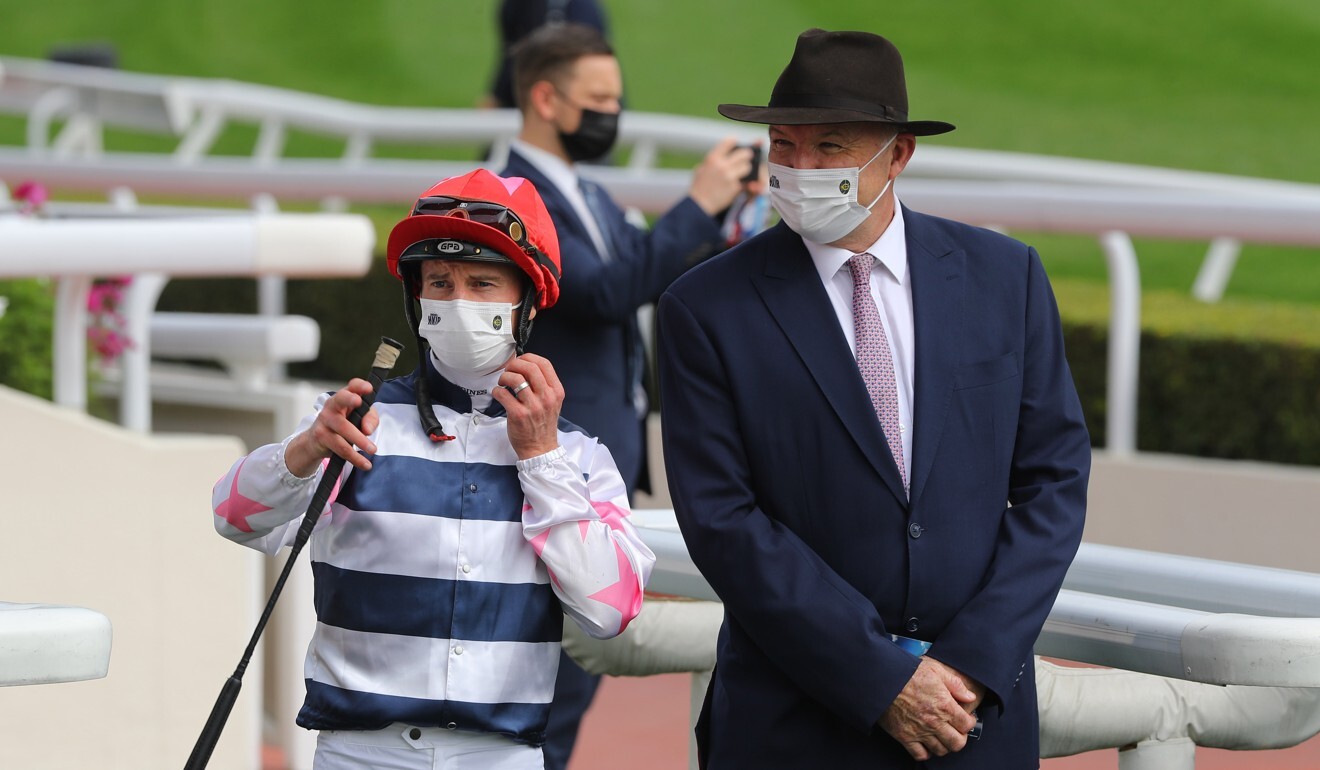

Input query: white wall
[1084,450,1320,572]
[0,385,262,770]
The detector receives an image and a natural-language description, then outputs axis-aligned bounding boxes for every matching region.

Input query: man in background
[500,22,760,770]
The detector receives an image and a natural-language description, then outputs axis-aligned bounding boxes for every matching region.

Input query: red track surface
[570,673,1320,770]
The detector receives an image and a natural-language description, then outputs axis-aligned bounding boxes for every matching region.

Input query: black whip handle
[184,336,403,770]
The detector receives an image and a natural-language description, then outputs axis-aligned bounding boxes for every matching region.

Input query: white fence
[4,54,1320,453]
[632,508,1320,687]
[4,56,1320,768]
[0,212,373,430]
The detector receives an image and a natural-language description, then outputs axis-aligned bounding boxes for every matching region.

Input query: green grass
[2,0,1318,308]
[1052,277,1320,347]
[1025,234,1320,306]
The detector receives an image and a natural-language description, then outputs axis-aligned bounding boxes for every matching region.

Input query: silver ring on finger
[512,380,530,397]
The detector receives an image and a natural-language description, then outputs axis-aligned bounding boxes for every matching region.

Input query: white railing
[7,56,1320,768]
[630,509,1320,687]
[0,212,374,428]
[2,57,1318,453]
[0,210,370,770]
[5,56,1320,454]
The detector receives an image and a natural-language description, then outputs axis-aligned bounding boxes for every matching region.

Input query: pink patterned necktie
[848,253,908,492]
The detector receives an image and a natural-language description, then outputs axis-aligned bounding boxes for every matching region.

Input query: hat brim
[387,214,521,266]
[717,103,955,136]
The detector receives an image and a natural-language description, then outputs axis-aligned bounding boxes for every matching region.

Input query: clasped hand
[878,656,985,761]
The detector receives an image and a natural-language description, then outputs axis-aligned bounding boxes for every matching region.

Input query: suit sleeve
[551,195,723,324]
[927,247,1090,710]
[658,290,919,735]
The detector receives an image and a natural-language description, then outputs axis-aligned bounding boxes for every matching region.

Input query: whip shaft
[184,337,403,770]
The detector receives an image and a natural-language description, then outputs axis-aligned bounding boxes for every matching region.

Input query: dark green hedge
[150,266,1320,469]
[1063,324,1320,465]
[0,279,54,399]
[1052,278,1320,466]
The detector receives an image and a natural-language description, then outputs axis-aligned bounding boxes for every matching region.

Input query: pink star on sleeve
[590,500,631,534]
[215,458,272,534]
[588,547,643,633]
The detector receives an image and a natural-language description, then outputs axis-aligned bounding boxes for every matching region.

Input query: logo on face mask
[764,132,899,245]
[438,241,463,254]
[417,297,519,385]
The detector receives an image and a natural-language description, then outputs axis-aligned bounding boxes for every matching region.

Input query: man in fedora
[657,29,1090,768]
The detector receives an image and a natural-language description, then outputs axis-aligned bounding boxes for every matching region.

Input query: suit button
[906,617,920,633]
[409,728,422,740]
[908,523,923,539]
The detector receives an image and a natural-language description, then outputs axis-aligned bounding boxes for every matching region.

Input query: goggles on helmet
[409,195,530,247]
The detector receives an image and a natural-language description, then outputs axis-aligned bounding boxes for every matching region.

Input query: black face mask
[558,107,620,163]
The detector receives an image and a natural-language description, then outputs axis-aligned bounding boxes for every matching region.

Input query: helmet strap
[400,278,455,442]
[514,283,537,355]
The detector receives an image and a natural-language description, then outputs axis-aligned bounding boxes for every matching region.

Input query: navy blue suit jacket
[658,212,1090,768]
[503,149,723,493]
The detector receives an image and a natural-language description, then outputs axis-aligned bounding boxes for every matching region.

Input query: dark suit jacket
[503,149,723,494]
[657,212,1091,769]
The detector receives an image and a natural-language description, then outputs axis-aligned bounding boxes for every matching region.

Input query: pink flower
[13,181,48,216]
[9,183,136,365]
[85,275,135,365]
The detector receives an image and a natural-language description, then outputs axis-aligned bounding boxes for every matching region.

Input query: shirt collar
[421,357,507,417]
[511,138,579,194]
[804,198,909,286]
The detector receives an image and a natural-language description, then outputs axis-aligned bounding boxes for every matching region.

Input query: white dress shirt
[803,200,915,483]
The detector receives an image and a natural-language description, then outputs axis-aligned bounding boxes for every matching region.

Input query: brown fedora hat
[718,29,955,136]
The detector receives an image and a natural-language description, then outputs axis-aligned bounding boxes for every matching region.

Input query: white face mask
[417,298,518,385]
[767,133,897,245]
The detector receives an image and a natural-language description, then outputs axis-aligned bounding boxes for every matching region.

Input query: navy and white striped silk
[212,368,653,745]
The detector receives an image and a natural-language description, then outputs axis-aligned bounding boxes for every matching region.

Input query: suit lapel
[504,151,600,254]
[505,150,638,404]
[905,208,965,508]
[579,179,619,261]
[751,225,909,506]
